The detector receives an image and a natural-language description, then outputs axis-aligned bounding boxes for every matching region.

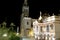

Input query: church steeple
[20,0,29,32]
[24,0,28,6]
[22,0,29,17]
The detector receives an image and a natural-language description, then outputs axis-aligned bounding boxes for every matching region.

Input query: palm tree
[2,21,7,28]
[10,22,15,31]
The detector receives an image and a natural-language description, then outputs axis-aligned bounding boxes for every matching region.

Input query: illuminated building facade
[33,12,55,40]
[20,0,32,37]
[55,15,60,40]
[20,0,60,40]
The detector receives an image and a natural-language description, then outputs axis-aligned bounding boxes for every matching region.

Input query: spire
[38,11,42,20]
[22,0,29,17]
[24,0,28,6]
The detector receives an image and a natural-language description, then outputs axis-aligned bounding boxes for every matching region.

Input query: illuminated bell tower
[21,0,31,37]
[20,0,29,29]
[21,0,29,29]
[20,0,29,25]
[22,0,29,17]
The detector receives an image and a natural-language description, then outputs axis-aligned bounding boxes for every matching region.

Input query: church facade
[20,0,60,40]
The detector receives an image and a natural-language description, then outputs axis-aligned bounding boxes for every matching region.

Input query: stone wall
[55,16,60,39]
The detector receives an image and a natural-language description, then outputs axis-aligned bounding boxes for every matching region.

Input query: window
[27,21,29,25]
[47,25,49,32]
[50,24,53,30]
[41,26,42,32]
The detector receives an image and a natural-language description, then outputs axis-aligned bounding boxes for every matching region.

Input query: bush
[9,33,20,40]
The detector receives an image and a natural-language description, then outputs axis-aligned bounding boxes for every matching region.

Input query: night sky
[0,0,60,27]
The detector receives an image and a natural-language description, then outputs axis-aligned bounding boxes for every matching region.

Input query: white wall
[55,16,60,39]
[55,23,60,38]
[23,17,31,29]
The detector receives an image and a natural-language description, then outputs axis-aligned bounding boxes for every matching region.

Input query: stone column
[48,24,51,40]
[53,23,55,32]
[38,26,40,40]
[46,24,50,40]
[33,24,38,40]
[45,34,47,40]
[33,24,41,40]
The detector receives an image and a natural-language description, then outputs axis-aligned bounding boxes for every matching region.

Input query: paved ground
[20,37,35,40]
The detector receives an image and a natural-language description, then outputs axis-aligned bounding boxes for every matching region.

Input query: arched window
[41,26,42,32]
[50,24,53,30]
[47,25,49,32]
[27,21,29,25]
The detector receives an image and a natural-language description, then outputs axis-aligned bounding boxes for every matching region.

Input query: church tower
[20,0,29,24]
[20,0,32,37]
[22,0,29,17]
[20,0,29,29]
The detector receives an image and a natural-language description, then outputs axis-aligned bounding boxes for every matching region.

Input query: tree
[10,22,15,31]
[2,21,7,28]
